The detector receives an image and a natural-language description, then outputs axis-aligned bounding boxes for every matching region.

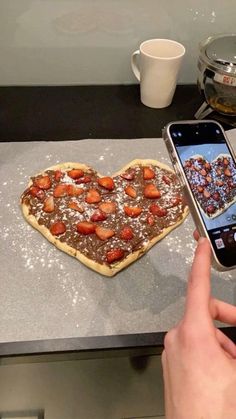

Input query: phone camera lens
[216,129,220,134]
[172,132,177,137]
[196,131,199,135]
[177,132,182,137]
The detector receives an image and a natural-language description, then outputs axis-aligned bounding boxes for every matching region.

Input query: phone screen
[169,122,236,268]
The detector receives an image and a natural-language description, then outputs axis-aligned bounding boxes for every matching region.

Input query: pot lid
[200,34,236,75]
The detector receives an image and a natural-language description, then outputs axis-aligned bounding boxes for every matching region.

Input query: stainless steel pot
[197,34,236,117]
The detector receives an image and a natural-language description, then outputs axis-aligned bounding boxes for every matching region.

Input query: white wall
[0,0,235,85]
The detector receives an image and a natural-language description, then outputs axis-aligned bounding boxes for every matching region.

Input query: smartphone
[163,120,236,270]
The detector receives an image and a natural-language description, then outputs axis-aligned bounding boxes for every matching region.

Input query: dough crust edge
[21,159,189,277]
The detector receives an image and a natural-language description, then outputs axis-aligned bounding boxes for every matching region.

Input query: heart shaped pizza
[21,159,188,276]
[184,154,236,218]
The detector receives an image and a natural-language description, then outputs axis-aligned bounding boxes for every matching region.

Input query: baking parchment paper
[0,133,236,344]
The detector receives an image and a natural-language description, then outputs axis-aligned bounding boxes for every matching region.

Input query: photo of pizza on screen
[183,154,236,218]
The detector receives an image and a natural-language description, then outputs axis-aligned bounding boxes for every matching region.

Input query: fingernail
[198,237,206,244]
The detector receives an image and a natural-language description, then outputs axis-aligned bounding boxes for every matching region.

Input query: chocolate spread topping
[184,155,236,217]
[21,164,186,266]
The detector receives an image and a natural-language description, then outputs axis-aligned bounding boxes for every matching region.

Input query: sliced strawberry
[120,226,134,241]
[90,209,107,222]
[224,168,232,177]
[147,215,155,226]
[35,175,51,190]
[67,185,84,196]
[149,203,167,217]
[54,170,63,182]
[212,192,220,202]
[162,175,171,185]
[43,196,55,213]
[223,158,229,166]
[206,175,212,183]
[67,169,84,179]
[85,189,101,204]
[204,162,211,170]
[29,186,45,200]
[206,204,216,215]
[53,183,68,198]
[197,185,204,193]
[203,189,211,199]
[97,177,115,191]
[120,169,135,180]
[144,184,161,199]
[200,169,207,176]
[76,221,96,235]
[68,201,84,212]
[125,185,137,198]
[99,201,116,214]
[216,180,224,187]
[106,248,125,264]
[143,167,155,180]
[171,196,182,207]
[124,206,142,217]
[95,226,115,240]
[50,221,66,235]
[184,160,191,168]
[75,176,92,184]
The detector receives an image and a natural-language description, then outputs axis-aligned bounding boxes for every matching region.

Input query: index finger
[184,237,212,322]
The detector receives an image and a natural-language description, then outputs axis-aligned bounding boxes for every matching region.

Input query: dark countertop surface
[0,84,235,360]
[0,84,207,141]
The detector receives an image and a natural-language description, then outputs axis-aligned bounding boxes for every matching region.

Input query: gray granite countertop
[0,133,236,349]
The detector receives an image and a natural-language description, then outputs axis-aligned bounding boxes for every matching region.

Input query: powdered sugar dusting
[0,138,235,346]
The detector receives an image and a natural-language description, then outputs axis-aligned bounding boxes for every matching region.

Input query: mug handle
[131,50,140,81]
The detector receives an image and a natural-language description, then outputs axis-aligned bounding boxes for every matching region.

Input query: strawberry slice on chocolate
[43,196,55,213]
[77,221,96,235]
[50,221,66,236]
[162,175,171,185]
[67,185,84,197]
[170,196,182,207]
[120,226,134,241]
[54,170,63,182]
[120,169,135,180]
[35,175,51,190]
[75,176,92,184]
[67,169,84,179]
[99,201,116,214]
[29,186,45,200]
[144,184,161,199]
[68,201,84,212]
[97,177,114,191]
[95,226,115,240]
[90,209,107,222]
[143,167,155,180]
[125,185,137,198]
[147,215,155,226]
[124,206,142,217]
[85,189,101,204]
[149,203,167,217]
[106,248,125,264]
[53,184,68,198]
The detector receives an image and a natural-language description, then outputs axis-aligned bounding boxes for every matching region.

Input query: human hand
[162,236,236,419]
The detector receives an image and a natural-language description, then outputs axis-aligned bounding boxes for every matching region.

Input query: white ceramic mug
[131,39,185,108]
